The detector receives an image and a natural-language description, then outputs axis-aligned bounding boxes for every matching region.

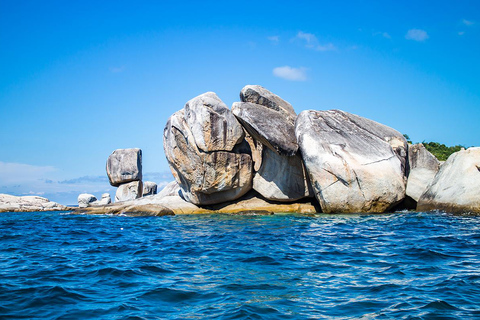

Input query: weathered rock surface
[240,85,296,123]
[74,191,318,216]
[296,109,406,213]
[106,148,142,187]
[78,194,97,208]
[232,102,298,156]
[142,181,157,196]
[406,144,441,202]
[417,147,480,213]
[115,181,143,202]
[253,147,311,202]
[0,194,67,213]
[92,193,112,206]
[157,181,181,198]
[184,92,244,152]
[164,105,253,205]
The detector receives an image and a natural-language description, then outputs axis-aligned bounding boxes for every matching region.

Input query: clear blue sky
[1,0,479,204]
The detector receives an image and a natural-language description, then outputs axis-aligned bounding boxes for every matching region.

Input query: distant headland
[1,85,479,215]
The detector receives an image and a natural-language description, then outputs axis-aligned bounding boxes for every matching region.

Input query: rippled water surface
[1,211,480,319]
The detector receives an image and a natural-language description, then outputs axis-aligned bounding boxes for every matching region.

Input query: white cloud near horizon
[296,31,336,51]
[273,66,307,81]
[0,161,56,184]
[405,29,429,42]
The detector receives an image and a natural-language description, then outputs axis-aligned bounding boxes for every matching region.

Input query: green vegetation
[403,133,466,161]
[422,142,464,161]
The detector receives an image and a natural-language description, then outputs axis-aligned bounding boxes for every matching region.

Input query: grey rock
[184,92,244,152]
[115,181,143,202]
[406,144,441,202]
[78,193,97,208]
[240,85,296,123]
[417,147,480,213]
[142,181,158,196]
[0,194,67,212]
[164,108,253,205]
[91,193,111,206]
[253,147,311,202]
[157,181,181,198]
[296,109,406,213]
[106,148,142,187]
[232,102,298,156]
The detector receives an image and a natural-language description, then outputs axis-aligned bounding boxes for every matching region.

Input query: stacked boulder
[162,85,480,214]
[163,92,253,205]
[106,148,143,202]
[163,85,409,213]
[232,85,311,202]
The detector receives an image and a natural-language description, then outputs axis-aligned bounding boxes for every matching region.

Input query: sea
[1,211,479,319]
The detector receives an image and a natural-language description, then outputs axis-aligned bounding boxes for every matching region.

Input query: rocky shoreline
[2,85,479,215]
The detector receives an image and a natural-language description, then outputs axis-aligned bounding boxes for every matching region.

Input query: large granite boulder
[184,92,244,152]
[106,148,142,187]
[296,109,407,213]
[252,147,311,202]
[78,194,97,208]
[142,181,158,196]
[0,194,67,212]
[406,144,441,202]
[417,147,480,213]
[232,102,298,156]
[115,181,143,202]
[164,93,253,205]
[240,85,296,124]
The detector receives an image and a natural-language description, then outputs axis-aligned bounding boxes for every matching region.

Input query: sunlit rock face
[296,109,407,213]
[418,147,480,213]
[106,148,142,187]
[115,181,143,202]
[406,143,441,202]
[232,85,311,202]
[163,93,253,206]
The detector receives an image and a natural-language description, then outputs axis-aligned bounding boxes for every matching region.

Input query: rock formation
[296,109,407,213]
[163,92,253,205]
[406,144,441,202]
[78,194,97,208]
[106,148,144,202]
[417,147,480,213]
[115,181,143,202]
[106,148,142,186]
[0,194,67,213]
[142,181,158,196]
[252,147,311,202]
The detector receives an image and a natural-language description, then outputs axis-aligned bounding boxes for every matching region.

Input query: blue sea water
[1,211,480,319]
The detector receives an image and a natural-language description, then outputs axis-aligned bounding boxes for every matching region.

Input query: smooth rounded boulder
[406,144,440,202]
[163,94,253,206]
[296,109,407,213]
[417,147,480,213]
[115,181,143,202]
[106,148,142,187]
[78,193,97,208]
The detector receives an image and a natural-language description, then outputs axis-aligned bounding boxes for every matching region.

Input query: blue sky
[1,0,479,204]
